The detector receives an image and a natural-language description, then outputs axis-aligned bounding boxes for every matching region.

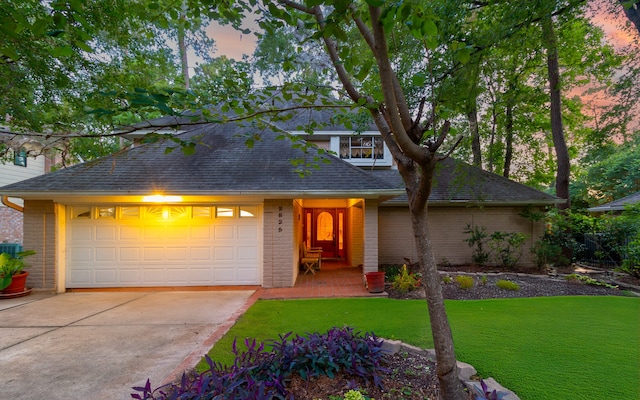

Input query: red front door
[305,208,345,259]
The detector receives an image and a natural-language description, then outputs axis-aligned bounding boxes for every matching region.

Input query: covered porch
[260,261,387,299]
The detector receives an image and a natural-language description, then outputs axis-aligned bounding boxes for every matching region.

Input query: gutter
[1,196,23,213]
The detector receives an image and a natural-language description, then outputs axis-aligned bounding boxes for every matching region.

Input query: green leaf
[0,47,20,61]
[50,46,74,57]
[421,18,437,37]
[456,47,471,64]
[411,72,427,87]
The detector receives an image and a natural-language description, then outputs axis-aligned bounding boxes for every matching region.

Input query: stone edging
[380,339,520,400]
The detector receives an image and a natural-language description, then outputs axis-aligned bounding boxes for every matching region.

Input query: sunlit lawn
[202,296,639,400]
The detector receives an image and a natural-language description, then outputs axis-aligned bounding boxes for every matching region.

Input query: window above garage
[70,205,259,220]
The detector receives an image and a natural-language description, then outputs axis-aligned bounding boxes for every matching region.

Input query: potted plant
[1,250,36,294]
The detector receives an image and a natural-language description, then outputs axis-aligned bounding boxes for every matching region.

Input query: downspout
[1,196,23,213]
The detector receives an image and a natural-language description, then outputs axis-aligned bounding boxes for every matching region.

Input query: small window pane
[193,206,212,218]
[120,206,140,219]
[145,206,164,219]
[169,206,189,219]
[240,206,257,218]
[97,207,115,219]
[13,150,27,167]
[72,206,91,219]
[216,207,234,218]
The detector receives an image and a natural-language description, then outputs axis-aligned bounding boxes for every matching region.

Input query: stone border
[381,339,520,400]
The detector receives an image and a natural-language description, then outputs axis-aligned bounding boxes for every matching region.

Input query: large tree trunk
[468,107,482,167]
[542,15,570,210]
[399,162,466,400]
[503,95,514,179]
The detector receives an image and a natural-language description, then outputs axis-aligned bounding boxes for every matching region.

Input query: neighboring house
[0,132,53,244]
[587,191,640,213]
[0,115,559,293]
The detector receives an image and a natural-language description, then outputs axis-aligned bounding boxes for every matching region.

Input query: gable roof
[587,191,640,212]
[0,122,403,200]
[373,158,561,206]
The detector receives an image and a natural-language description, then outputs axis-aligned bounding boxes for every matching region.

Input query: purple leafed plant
[131,326,387,400]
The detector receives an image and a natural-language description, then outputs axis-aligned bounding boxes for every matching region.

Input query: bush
[131,327,387,400]
[489,232,527,269]
[496,280,520,291]
[391,264,421,293]
[454,275,474,290]
[464,224,490,267]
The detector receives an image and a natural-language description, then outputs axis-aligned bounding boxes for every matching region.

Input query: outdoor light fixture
[142,195,183,203]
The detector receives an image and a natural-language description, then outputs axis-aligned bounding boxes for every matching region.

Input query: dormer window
[329,134,392,166]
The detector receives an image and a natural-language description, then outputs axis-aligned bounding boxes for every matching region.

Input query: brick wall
[262,199,295,288]
[378,206,546,267]
[22,200,56,290]
[363,199,379,273]
[0,206,23,244]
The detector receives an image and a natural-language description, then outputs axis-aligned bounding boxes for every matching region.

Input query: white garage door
[66,205,261,288]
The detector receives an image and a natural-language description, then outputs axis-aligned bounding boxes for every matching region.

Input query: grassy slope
[203,296,639,400]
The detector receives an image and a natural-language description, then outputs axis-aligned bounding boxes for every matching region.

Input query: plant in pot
[1,250,36,294]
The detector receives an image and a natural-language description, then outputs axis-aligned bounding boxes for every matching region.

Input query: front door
[305,208,345,259]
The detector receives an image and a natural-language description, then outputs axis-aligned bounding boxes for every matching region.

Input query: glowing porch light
[142,195,183,203]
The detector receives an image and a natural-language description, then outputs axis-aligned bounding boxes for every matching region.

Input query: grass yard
[202,296,639,400]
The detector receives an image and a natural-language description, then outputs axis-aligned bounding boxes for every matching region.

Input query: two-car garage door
[66,204,261,288]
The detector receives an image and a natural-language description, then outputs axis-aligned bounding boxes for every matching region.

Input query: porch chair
[301,247,322,275]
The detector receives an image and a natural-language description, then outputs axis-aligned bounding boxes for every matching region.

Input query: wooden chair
[301,247,322,275]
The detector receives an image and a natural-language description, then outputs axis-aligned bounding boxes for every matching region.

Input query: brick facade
[378,206,546,267]
[22,200,56,290]
[0,206,23,244]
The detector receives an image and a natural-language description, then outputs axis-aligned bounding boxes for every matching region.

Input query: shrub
[454,275,474,290]
[131,327,387,400]
[381,264,402,282]
[464,224,490,267]
[531,232,566,270]
[496,280,520,291]
[480,275,488,286]
[619,235,640,278]
[489,232,527,269]
[391,264,421,293]
[442,275,453,284]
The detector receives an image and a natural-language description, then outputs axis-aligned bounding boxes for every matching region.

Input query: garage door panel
[96,226,116,240]
[67,205,261,287]
[166,247,188,261]
[214,225,234,239]
[119,248,141,261]
[120,226,141,240]
[237,225,258,239]
[95,269,117,284]
[143,247,164,261]
[190,247,211,261]
[71,247,93,262]
[237,246,258,261]
[119,269,141,283]
[191,226,211,239]
[96,248,116,262]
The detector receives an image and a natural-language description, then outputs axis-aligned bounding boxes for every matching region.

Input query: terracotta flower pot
[365,271,385,293]
[2,271,29,294]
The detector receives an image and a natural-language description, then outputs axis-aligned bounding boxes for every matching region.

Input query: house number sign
[278,206,283,233]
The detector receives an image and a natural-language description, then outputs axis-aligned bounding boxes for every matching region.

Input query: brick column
[262,200,295,288]
[363,199,379,274]
[23,200,56,290]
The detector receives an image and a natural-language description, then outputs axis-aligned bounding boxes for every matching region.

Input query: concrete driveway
[0,290,256,400]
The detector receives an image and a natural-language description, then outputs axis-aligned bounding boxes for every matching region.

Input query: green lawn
[203,296,640,400]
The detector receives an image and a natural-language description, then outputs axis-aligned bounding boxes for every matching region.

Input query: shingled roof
[587,191,640,212]
[372,157,560,206]
[0,122,402,199]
